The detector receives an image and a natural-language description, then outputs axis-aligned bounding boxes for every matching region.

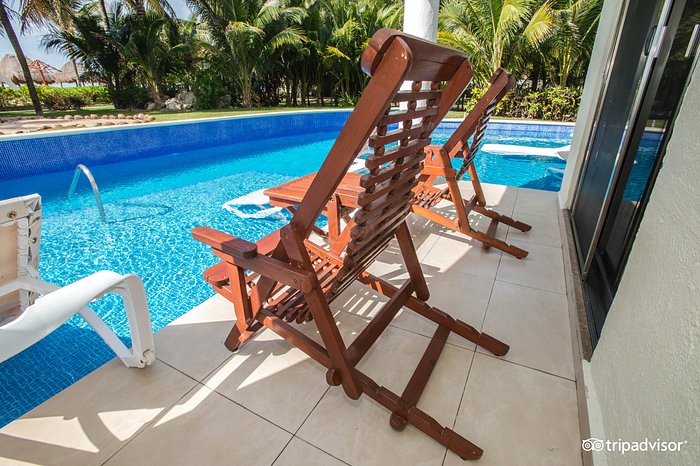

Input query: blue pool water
[0,112,572,426]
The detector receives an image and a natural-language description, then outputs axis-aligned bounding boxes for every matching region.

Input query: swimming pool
[0,111,572,426]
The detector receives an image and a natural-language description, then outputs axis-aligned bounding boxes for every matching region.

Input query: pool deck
[0,182,585,466]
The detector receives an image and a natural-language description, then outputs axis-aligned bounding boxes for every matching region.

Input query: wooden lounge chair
[265,68,532,258]
[412,68,531,258]
[192,29,509,460]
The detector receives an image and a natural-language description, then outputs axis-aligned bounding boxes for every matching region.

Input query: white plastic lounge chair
[0,194,155,367]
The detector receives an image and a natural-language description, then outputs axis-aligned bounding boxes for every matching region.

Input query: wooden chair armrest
[192,226,258,259]
[192,226,316,293]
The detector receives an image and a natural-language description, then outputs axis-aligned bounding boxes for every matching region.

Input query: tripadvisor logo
[582,438,688,454]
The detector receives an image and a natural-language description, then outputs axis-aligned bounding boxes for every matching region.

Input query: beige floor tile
[444,353,581,466]
[329,253,494,351]
[0,360,197,466]
[426,201,509,241]
[381,213,445,261]
[506,212,562,248]
[513,188,559,218]
[456,181,519,214]
[297,325,474,466]
[202,328,330,432]
[478,281,574,380]
[155,294,236,381]
[105,385,291,466]
[274,437,347,466]
[421,231,503,279]
[496,241,566,294]
[389,272,494,350]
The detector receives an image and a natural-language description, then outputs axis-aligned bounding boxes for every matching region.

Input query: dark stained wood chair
[192,29,509,461]
[265,68,532,258]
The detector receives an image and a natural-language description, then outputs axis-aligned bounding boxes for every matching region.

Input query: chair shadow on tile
[0,354,197,466]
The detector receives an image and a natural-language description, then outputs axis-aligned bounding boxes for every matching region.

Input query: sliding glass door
[572,0,700,346]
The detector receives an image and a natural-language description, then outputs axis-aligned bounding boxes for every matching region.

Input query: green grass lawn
[0,103,472,122]
[0,104,359,122]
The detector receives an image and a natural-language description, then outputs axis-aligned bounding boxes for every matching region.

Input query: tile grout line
[99,364,204,465]
[269,385,352,466]
[442,347,478,466]
[493,277,568,296]
[477,350,577,382]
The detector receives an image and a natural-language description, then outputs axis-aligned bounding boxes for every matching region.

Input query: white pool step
[481,144,570,160]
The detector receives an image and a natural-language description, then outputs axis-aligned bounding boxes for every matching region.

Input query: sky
[0,0,193,68]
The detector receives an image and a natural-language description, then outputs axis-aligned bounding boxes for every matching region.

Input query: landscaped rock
[90,114,99,119]
[63,115,73,120]
[145,102,157,111]
[117,113,126,119]
[216,94,232,108]
[145,115,156,122]
[103,121,114,126]
[101,115,110,119]
[74,115,83,120]
[163,91,196,111]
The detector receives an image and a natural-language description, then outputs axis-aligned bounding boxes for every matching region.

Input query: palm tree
[0,0,43,115]
[438,0,555,84]
[188,0,306,107]
[122,14,192,105]
[43,5,128,104]
[545,0,602,87]
[20,0,84,85]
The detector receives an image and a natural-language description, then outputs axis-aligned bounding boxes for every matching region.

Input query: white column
[403,0,439,42]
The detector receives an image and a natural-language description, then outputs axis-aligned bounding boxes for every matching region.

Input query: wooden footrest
[390,325,450,431]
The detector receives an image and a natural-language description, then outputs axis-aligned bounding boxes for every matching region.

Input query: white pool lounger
[0,194,155,367]
[481,143,571,160]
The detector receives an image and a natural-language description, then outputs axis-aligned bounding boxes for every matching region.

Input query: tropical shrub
[191,68,230,110]
[0,86,110,109]
[109,84,150,109]
[0,86,23,107]
[464,85,581,121]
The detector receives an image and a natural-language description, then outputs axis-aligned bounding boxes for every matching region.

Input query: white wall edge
[582,360,609,466]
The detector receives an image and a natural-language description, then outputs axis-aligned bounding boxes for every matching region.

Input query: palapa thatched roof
[54,61,86,83]
[0,54,57,84]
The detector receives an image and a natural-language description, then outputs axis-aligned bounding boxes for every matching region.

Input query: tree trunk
[317,78,323,107]
[72,59,81,87]
[98,0,110,29]
[0,2,43,116]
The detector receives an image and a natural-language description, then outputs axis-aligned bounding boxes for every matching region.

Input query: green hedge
[464,86,581,122]
[0,85,110,110]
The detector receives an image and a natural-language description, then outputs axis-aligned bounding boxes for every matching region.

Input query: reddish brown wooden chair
[265,68,532,258]
[192,29,508,461]
[413,68,532,258]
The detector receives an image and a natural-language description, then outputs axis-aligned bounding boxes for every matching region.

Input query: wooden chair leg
[395,222,430,301]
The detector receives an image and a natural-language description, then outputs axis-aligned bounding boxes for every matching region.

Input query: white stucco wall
[558,0,625,209]
[586,62,700,465]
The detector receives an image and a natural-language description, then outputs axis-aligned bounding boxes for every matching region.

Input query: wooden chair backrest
[442,68,515,179]
[281,29,473,294]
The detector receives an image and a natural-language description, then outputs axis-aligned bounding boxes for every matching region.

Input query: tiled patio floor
[0,182,583,466]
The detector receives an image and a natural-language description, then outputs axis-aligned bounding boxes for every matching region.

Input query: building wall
[587,61,700,465]
[558,0,625,209]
